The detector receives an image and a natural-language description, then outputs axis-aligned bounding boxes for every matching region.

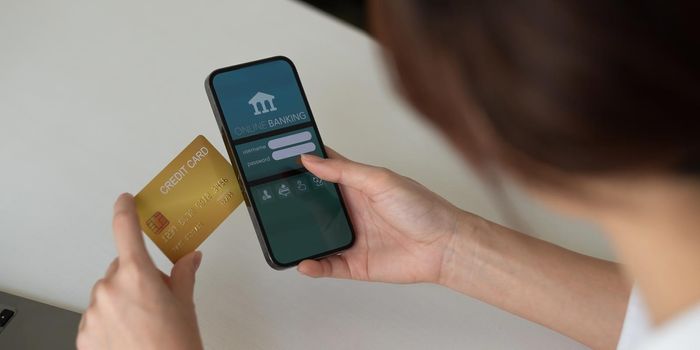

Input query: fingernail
[118,192,133,200]
[114,193,134,210]
[301,154,322,163]
[193,251,203,271]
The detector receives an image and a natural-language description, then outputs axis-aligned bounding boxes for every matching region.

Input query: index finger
[112,193,152,265]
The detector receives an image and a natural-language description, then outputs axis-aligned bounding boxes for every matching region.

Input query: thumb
[300,153,393,196]
[170,251,202,302]
[113,193,153,266]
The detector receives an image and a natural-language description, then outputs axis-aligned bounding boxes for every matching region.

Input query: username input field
[267,131,312,150]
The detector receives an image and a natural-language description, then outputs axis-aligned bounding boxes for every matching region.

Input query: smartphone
[205,56,355,269]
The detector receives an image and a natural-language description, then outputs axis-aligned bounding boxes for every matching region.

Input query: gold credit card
[135,135,243,262]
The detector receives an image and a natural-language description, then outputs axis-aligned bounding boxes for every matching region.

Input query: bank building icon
[248,91,277,115]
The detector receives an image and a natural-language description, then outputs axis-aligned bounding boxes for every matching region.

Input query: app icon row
[255,174,326,203]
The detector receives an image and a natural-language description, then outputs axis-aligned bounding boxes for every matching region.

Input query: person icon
[261,189,272,201]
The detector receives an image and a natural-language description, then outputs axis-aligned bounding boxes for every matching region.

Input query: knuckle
[119,259,145,276]
[119,263,151,288]
[92,281,105,298]
[93,279,113,300]
[120,252,146,267]
[134,270,154,289]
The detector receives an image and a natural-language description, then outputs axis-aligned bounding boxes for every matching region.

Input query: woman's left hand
[76,193,204,350]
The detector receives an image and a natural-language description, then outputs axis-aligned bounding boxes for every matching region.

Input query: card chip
[146,211,169,235]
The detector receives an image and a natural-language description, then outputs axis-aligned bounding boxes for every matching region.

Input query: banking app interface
[212,59,353,264]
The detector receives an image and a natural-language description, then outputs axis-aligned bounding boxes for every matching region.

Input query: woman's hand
[299,150,629,350]
[77,193,204,350]
[298,149,477,284]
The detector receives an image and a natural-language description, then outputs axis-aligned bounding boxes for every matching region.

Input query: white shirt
[617,287,700,349]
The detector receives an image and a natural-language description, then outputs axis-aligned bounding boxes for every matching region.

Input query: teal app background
[251,172,353,265]
[212,59,310,139]
[212,58,354,265]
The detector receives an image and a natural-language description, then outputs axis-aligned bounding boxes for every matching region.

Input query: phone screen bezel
[206,56,355,269]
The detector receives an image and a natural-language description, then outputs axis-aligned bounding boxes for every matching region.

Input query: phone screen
[208,57,354,267]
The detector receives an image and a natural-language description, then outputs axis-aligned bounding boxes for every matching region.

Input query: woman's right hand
[300,150,630,350]
[298,149,480,284]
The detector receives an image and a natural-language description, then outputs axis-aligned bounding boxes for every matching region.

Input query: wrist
[437,210,491,291]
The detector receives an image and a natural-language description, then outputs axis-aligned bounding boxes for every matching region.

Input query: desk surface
[0,0,612,348]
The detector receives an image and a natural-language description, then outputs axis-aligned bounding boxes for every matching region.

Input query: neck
[602,177,700,325]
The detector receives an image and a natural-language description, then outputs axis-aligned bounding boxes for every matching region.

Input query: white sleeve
[617,286,651,350]
[638,302,700,350]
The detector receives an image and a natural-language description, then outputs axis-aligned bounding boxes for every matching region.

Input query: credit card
[135,135,243,262]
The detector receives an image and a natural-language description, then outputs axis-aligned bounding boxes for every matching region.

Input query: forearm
[440,212,630,350]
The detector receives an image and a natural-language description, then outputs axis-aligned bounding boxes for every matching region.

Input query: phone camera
[0,309,15,327]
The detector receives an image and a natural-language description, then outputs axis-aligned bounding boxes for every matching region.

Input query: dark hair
[370,0,700,183]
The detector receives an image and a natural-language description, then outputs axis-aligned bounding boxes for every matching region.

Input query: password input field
[271,142,316,160]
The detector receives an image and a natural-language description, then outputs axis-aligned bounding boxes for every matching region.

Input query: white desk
[0,0,613,348]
